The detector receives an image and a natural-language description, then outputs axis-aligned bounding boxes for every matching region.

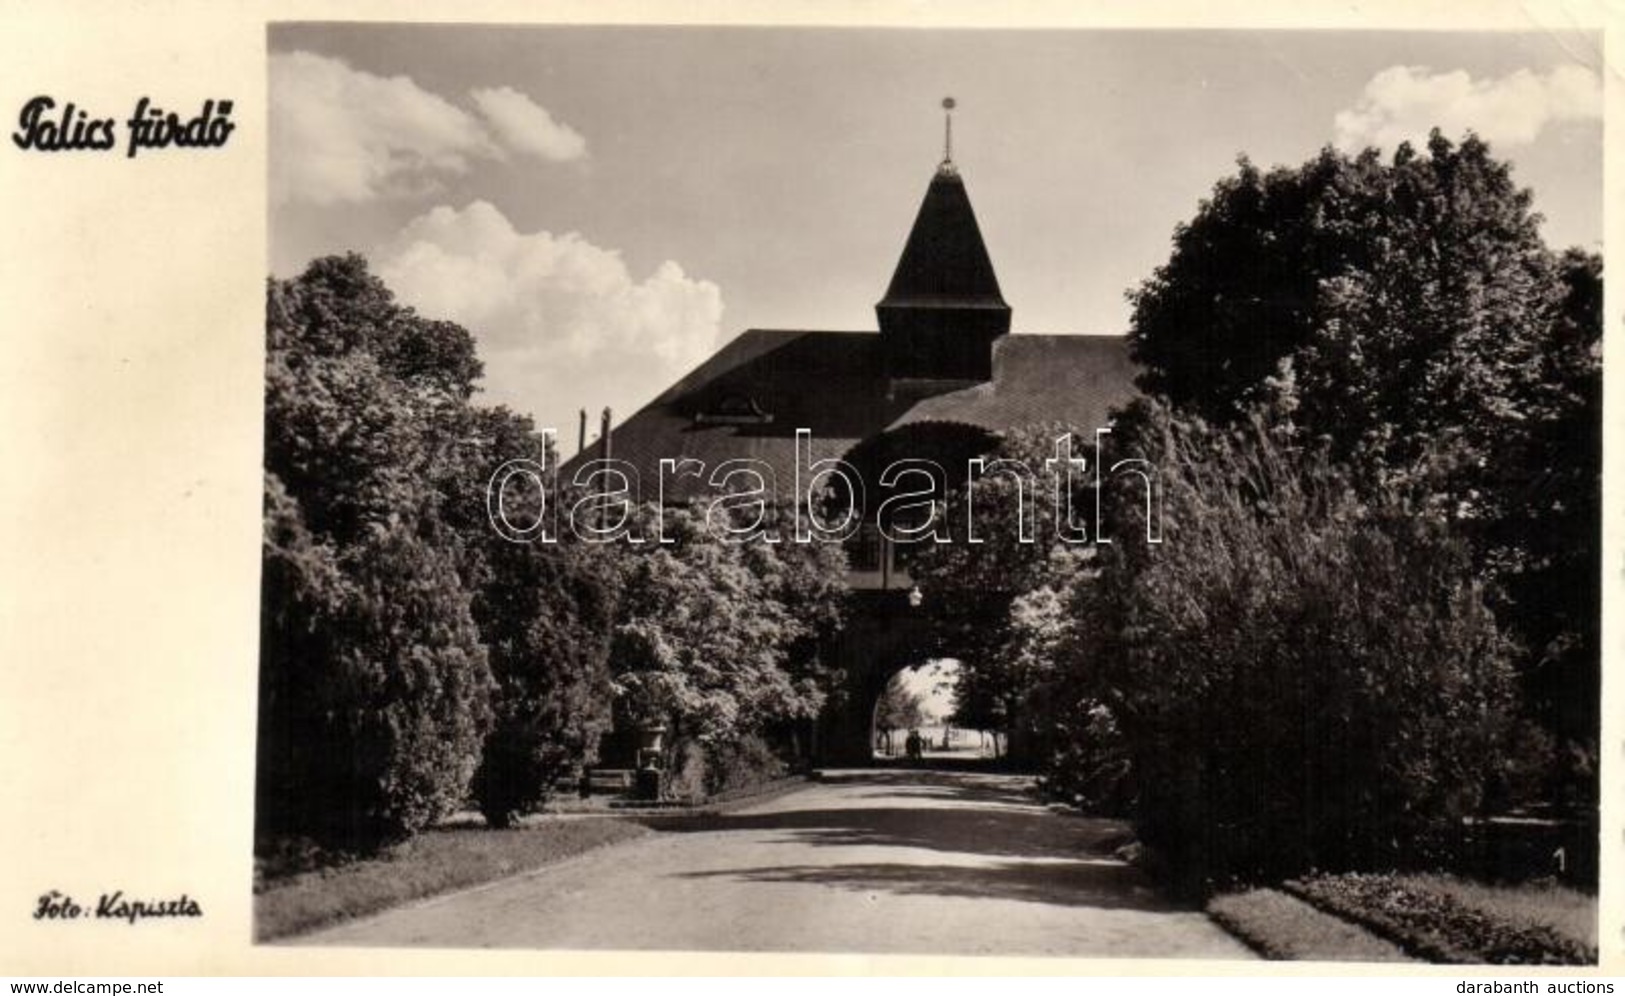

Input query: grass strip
[255,819,650,942]
[1208,888,1415,962]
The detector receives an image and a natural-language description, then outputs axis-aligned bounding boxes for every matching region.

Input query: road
[296,769,1254,958]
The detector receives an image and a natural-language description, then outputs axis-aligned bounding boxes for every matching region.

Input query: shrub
[471,714,582,829]
[258,510,493,850]
[470,541,617,829]
[703,734,787,797]
[1068,406,1517,891]
[657,735,787,804]
[663,740,708,804]
[1039,703,1134,816]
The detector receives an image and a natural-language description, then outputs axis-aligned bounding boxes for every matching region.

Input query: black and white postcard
[1,0,1618,977]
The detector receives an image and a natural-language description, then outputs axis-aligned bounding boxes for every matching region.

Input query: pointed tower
[877,98,1011,383]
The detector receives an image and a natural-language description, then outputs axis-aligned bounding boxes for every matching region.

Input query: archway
[868,660,992,762]
[812,420,1004,765]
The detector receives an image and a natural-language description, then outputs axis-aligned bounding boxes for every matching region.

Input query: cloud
[376,201,724,427]
[470,86,587,163]
[270,51,586,206]
[1334,65,1601,152]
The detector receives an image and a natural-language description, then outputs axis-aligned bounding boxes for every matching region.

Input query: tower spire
[877,105,1010,382]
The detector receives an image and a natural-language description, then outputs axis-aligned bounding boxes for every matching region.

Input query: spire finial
[940,97,956,173]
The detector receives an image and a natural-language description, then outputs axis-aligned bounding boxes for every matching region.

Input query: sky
[269,25,1604,438]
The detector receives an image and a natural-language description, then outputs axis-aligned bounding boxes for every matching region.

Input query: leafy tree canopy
[1126,133,1601,796]
[608,504,847,746]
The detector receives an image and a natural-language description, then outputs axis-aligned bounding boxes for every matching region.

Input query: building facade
[565,151,1140,763]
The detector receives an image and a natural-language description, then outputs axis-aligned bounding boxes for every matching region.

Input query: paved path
[296,769,1254,957]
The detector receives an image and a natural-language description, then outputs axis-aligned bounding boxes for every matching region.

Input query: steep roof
[877,168,1009,312]
[890,334,1139,431]
[561,329,1140,503]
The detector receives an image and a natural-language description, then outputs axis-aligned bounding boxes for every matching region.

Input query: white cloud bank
[271,51,587,206]
[470,86,586,163]
[377,201,724,425]
[1334,65,1601,152]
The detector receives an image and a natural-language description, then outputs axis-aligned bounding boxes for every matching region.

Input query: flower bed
[1282,872,1595,965]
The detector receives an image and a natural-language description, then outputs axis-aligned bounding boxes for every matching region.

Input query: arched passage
[869,660,978,760]
[812,420,1004,765]
[814,595,935,764]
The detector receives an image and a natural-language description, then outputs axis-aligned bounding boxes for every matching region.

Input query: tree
[259,256,497,850]
[737,506,849,720]
[873,674,926,754]
[258,254,646,842]
[608,504,847,753]
[1065,405,1518,889]
[466,541,615,828]
[263,256,483,545]
[1129,134,1555,441]
[1125,134,1601,804]
[906,423,1095,762]
[424,404,623,829]
[1487,249,1602,803]
[466,526,618,828]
